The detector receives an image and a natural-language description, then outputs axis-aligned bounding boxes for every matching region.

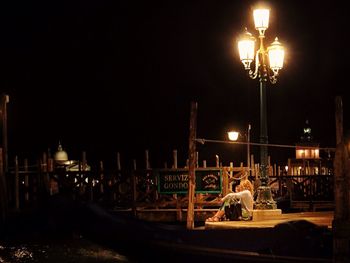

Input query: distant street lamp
[227,131,239,141]
[237,7,285,209]
[227,124,251,171]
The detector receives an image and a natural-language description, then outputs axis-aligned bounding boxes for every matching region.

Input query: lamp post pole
[237,7,285,210]
[247,124,251,173]
[257,71,275,209]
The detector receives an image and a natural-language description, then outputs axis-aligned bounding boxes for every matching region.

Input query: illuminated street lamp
[237,7,285,209]
[227,131,239,141]
[227,124,251,171]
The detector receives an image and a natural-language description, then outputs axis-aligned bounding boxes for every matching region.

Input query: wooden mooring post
[173,149,182,221]
[187,101,197,230]
[14,156,20,211]
[24,159,29,202]
[132,159,137,217]
[1,94,9,173]
[0,148,8,222]
[333,96,350,263]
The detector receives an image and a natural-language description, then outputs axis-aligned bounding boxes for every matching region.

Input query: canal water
[0,236,134,263]
[0,195,201,263]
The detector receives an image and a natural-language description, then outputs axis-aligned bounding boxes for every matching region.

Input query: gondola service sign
[156,168,222,194]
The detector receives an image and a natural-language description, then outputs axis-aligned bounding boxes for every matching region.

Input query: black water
[0,194,333,263]
[0,237,133,263]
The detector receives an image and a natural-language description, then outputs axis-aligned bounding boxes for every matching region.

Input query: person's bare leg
[214,210,225,219]
[206,210,225,222]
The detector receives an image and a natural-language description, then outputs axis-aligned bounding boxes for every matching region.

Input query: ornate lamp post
[237,7,285,209]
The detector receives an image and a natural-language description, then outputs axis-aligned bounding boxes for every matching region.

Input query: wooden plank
[205,211,334,230]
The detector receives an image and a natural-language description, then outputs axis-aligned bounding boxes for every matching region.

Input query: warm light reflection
[296,148,320,159]
[315,149,319,158]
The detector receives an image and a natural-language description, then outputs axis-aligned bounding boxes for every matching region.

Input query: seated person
[206,177,254,222]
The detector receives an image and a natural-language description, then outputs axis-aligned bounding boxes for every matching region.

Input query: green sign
[156,168,222,194]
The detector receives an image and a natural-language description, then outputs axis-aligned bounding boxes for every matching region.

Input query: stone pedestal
[252,209,282,221]
[255,186,277,209]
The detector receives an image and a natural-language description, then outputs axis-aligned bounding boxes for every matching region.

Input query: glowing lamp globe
[268,37,284,74]
[253,8,270,35]
[238,29,256,70]
[228,131,239,141]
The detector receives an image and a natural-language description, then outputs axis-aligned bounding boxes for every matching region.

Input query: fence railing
[5,161,334,215]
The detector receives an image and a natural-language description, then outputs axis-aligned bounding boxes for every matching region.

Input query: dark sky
[1,0,349,168]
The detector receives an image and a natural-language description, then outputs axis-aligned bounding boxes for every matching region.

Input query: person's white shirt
[221,190,254,217]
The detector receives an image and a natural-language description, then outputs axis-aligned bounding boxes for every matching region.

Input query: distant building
[287,120,333,176]
[53,142,91,171]
[54,142,69,165]
[283,120,334,209]
[50,142,92,195]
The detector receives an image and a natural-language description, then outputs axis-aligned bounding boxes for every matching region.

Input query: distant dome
[54,143,68,164]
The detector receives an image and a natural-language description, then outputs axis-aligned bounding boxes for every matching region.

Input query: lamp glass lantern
[268,37,285,74]
[237,9,285,81]
[237,29,256,70]
[227,131,239,141]
[253,9,270,35]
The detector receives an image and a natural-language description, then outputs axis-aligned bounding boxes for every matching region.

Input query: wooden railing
[4,161,334,215]
[269,174,334,211]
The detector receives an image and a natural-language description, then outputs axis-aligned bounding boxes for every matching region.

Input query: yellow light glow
[228,131,239,141]
[305,149,310,158]
[268,38,284,74]
[238,29,255,69]
[296,149,305,159]
[296,147,320,159]
[253,9,270,34]
[314,149,320,158]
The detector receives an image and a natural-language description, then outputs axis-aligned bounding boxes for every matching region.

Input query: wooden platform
[205,211,334,230]
[111,208,220,222]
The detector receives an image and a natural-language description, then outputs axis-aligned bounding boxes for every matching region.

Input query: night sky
[1,0,349,169]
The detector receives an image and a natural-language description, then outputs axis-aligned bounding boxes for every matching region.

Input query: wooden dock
[205,211,333,230]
